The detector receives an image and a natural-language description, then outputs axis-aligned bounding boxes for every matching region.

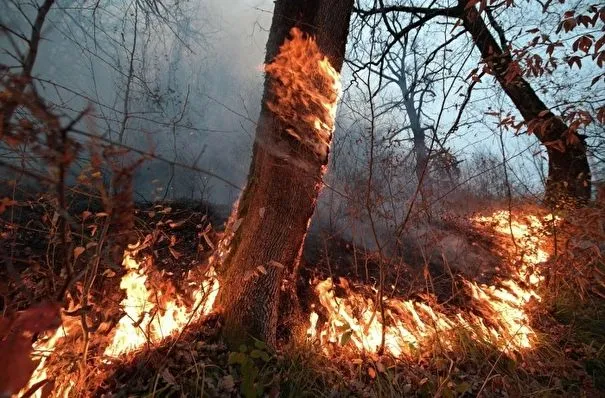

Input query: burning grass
[306,211,557,360]
[2,203,604,397]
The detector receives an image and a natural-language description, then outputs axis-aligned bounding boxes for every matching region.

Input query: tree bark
[403,95,430,186]
[459,2,591,204]
[216,0,353,348]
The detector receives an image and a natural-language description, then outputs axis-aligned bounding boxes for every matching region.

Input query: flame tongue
[104,249,219,357]
[309,210,558,357]
[264,27,341,161]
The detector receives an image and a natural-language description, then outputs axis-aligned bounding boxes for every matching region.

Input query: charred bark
[216,0,353,347]
[459,2,591,204]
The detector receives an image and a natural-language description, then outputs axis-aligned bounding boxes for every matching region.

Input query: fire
[104,246,219,357]
[264,27,341,161]
[21,209,559,395]
[19,245,219,396]
[308,210,559,358]
[19,321,75,398]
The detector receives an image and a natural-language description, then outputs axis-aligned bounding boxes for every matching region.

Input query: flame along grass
[20,245,219,397]
[307,211,559,358]
[103,246,220,357]
[21,211,558,396]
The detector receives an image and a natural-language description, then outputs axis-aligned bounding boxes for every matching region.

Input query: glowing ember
[264,27,341,161]
[308,210,559,357]
[104,246,219,357]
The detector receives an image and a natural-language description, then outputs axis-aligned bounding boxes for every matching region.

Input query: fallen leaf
[219,375,235,392]
[73,247,85,261]
[169,220,186,229]
[0,302,61,396]
[169,247,182,259]
[368,367,376,379]
[161,368,176,385]
[102,269,116,278]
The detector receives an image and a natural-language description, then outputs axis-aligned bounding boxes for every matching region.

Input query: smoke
[0,0,274,205]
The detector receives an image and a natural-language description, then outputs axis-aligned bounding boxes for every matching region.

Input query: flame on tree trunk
[459,2,591,204]
[215,0,353,347]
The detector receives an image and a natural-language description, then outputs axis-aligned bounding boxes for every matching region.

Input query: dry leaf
[219,375,235,392]
[0,302,61,396]
[102,269,116,278]
[73,247,85,261]
[161,368,176,385]
[0,197,17,215]
[368,367,376,379]
[169,220,186,229]
[169,247,182,259]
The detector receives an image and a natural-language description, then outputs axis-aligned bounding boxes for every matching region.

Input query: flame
[308,210,559,357]
[264,27,341,161]
[19,322,75,398]
[20,246,219,396]
[104,247,219,357]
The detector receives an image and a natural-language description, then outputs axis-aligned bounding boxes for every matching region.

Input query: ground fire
[307,211,557,357]
[14,209,560,396]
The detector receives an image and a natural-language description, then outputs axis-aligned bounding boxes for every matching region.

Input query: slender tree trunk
[459,2,591,204]
[402,95,430,187]
[216,0,353,348]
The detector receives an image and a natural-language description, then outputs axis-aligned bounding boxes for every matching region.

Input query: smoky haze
[2,0,600,241]
[0,0,275,205]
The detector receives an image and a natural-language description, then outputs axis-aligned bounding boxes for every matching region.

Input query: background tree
[354,0,603,204]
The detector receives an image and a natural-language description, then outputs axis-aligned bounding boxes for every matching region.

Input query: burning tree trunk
[460,3,591,204]
[215,0,353,347]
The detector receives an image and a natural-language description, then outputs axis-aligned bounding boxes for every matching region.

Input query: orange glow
[264,27,341,161]
[104,245,219,357]
[21,244,220,396]
[19,320,75,398]
[308,210,559,357]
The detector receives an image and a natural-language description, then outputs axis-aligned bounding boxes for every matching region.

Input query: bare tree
[355,0,594,204]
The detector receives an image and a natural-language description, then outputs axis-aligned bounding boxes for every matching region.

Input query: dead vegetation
[1,191,604,397]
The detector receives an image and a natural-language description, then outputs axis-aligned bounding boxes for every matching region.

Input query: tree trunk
[459,3,591,204]
[402,95,430,187]
[215,0,353,348]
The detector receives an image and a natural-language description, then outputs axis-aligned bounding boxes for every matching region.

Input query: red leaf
[597,107,605,124]
[0,303,61,396]
[567,56,582,69]
[11,302,61,335]
[595,36,605,54]
[573,36,593,53]
[0,334,36,396]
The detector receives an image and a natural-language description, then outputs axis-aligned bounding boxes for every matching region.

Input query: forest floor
[1,197,605,397]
